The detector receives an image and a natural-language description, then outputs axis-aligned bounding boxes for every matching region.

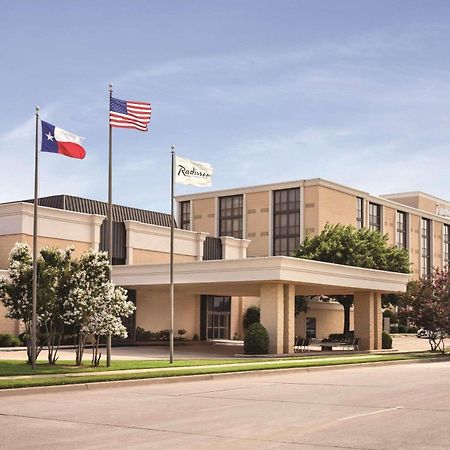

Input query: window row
[183,196,450,268]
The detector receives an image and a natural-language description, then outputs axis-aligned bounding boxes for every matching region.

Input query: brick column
[354,291,375,351]
[373,292,382,350]
[260,283,284,354]
[283,284,295,354]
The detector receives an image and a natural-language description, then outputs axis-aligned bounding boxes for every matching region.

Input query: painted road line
[338,406,404,421]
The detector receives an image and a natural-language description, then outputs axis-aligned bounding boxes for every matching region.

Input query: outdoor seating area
[293,337,310,352]
[294,336,360,353]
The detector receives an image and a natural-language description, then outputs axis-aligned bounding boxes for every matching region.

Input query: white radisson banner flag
[175,155,213,186]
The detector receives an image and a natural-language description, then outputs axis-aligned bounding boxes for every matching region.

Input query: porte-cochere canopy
[113,256,409,354]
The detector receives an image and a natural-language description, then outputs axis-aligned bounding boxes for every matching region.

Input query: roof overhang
[112,256,410,297]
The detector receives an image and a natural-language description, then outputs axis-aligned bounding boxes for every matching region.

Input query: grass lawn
[0,358,269,377]
[0,351,448,390]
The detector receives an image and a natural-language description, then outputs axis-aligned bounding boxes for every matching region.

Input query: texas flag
[41,121,86,159]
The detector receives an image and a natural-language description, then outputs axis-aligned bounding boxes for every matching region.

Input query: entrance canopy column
[354,291,382,351]
[260,283,295,355]
[260,283,284,354]
[283,284,295,354]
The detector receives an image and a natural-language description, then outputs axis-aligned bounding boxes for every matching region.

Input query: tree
[293,224,410,334]
[64,250,135,366]
[294,296,309,317]
[0,243,39,363]
[400,272,450,353]
[38,246,75,364]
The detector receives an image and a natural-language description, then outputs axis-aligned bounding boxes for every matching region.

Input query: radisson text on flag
[109,97,151,131]
[175,156,213,186]
[41,121,86,159]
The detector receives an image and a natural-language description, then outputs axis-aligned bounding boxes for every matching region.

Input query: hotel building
[2,177,446,353]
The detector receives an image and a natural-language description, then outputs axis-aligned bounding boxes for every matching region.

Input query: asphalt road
[1,361,450,449]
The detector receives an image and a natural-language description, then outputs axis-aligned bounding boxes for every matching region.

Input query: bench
[319,342,346,351]
[320,338,360,351]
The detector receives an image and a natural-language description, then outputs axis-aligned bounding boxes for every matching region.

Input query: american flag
[109,97,151,131]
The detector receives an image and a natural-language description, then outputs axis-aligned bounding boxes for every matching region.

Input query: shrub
[397,325,407,333]
[243,305,260,329]
[382,331,393,349]
[0,333,21,347]
[244,322,269,354]
[135,327,146,341]
[406,326,417,334]
[324,332,354,342]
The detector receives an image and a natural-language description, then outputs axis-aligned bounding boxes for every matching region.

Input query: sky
[2,1,450,212]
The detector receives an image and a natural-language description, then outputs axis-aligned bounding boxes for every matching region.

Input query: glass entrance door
[306,317,316,339]
[206,296,231,340]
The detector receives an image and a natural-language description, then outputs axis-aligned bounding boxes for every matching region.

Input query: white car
[416,328,430,338]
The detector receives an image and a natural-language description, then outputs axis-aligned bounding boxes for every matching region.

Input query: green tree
[64,250,135,366]
[293,224,410,334]
[400,271,450,353]
[0,243,37,363]
[38,246,75,364]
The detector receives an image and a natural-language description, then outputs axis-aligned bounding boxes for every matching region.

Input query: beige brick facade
[177,178,450,279]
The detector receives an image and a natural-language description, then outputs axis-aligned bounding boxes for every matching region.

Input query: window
[444,224,450,267]
[421,218,431,277]
[273,188,300,256]
[369,202,381,232]
[396,211,408,249]
[356,197,364,229]
[219,195,243,238]
[179,201,190,230]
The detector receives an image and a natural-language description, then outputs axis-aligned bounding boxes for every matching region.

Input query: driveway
[0,335,445,362]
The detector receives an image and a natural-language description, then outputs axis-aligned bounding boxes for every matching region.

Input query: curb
[0,356,447,397]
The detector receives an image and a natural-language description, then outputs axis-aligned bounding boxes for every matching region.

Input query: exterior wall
[386,195,419,210]
[135,289,199,339]
[132,250,196,264]
[409,215,421,278]
[0,234,93,270]
[246,191,270,257]
[433,220,442,271]
[125,221,207,264]
[192,198,216,236]
[383,206,396,246]
[230,296,243,340]
[233,296,260,339]
[0,234,27,269]
[316,186,356,232]
[303,185,320,236]
[295,301,354,340]
[0,305,20,335]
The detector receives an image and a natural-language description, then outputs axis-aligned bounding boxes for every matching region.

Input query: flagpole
[106,83,113,367]
[31,106,40,369]
[169,145,175,364]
